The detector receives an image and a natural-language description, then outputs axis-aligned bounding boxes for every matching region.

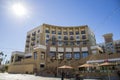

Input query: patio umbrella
[99,62,115,66]
[78,63,94,68]
[58,65,73,69]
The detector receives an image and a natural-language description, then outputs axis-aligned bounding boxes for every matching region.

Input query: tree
[0,52,4,65]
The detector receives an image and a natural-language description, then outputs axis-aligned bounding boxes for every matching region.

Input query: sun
[12,3,27,16]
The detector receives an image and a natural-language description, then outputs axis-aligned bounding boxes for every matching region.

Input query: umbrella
[78,63,94,68]
[99,62,115,66]
[58,65,73,69]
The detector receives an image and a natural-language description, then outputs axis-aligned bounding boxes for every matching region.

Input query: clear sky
[0,0,120,61]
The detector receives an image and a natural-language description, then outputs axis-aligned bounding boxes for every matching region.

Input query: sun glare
[12,3,27,16]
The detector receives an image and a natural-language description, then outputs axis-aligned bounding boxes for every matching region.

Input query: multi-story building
[99,33,120,54]
[8,23,102,74]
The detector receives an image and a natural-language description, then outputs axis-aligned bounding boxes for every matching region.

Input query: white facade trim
[87,58,120,63]
[81,47,88,51]
[73,47,80,52]
[50,47,56,51]
[34,45,46,50]
[58,47,64,52]
[24,53,32,57]
[66,48,72,52]
[12,51,24,56]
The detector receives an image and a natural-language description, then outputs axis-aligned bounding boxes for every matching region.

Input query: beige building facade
[8,23,102,74]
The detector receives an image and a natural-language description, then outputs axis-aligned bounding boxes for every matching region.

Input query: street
[0,73,66,80]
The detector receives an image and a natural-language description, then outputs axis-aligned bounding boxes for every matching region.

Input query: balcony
[31,37,35,41]
[32,32,36,36]
[26,39,30,42]
[64,36,68,40]
[69,32,74,35]
[26,44,29,48]
[70,36,74,40]
[45,30,50,33]
[63,32,68,35]
[31,42,35,46]
[27,35,30,38]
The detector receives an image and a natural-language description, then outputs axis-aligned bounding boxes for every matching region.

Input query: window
[64,36,68,40]
[40,64,45,68]
[46,35,49,38]
[46,30,49,33]
[49,52,56,59]
[41,52,45,59]
[58,31,62,35]
[69,32,74,35]
[81,30,86,34]
[76,31,79,35]
[32,32,36,36]
[74,52,80,59]
[70,42,74,46]
[52,41,56,45]
[65,53,71,59]
[63,32,68,35]
[58,36,62,39]
[38,30,40,33]
[76,36,80,39]
[64,41,68,45]
[52,31,56,34]
[58,41,62,46]
[46,40,49,44]
[37,40,39,43]
[82,52,88,58]
[76,41,80,45]
[83,41,87,45]
[70,36,74,40]
[52,36,56,41]
[34,52,37,60]
[82,35,86,39]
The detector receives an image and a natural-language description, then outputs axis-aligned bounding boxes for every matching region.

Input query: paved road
[0,73,70,80]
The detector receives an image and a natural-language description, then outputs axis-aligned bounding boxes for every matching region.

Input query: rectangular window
[82,35,86,39]
[40,64,45,68]
[76,41,80,45]
[58,41,62,46]
[65,53,71,59]
[46,35,49,38]
[46,30,49,33]
[63,32,68,35]
[76,36,79,39]
[49,52,56,59]
[82,52,88,58]
[58,31,62,35]
[64,36,68,40]
[70,42,74,46]
[74,52,80,59]
[41,52,45,60]
[58,36,62,39]
[69,32,74,35]
[76,31,79,35]
[70,36,74,40]
[52,31,56,34]
[64,41,68,45]
[81,30,86,34]
[34,52,37,60]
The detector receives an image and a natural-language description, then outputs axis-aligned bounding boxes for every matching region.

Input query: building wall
[9,23,100,74]
[8,64,34,74]
[25,24,96,55]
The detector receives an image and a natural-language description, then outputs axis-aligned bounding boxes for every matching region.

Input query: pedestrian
[61,71,65,80]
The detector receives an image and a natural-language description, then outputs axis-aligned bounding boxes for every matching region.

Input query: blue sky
[0,0,120,61]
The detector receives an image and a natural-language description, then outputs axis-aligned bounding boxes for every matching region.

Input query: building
[8,23,103,74]
[99,33,120,54]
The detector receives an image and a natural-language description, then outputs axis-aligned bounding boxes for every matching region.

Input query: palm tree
[0,52,4,65]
